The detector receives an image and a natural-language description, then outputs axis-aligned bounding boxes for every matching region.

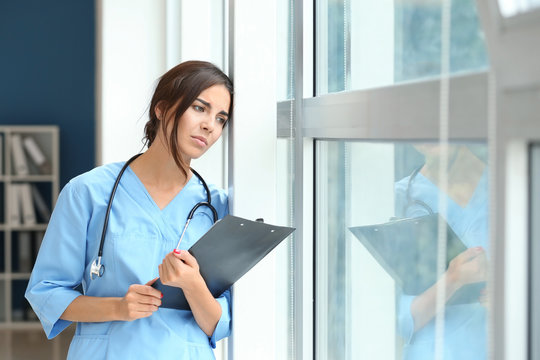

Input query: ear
[154,101,167,120]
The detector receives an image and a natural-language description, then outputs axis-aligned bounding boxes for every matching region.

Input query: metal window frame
[277,0,540,359]
[278,72,489,140]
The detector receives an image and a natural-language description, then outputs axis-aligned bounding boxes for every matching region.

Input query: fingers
[122,283,163,321]
[130,283,162,300]
[173,249,198,268]
[145,277,158,286]
[454,246,485,264]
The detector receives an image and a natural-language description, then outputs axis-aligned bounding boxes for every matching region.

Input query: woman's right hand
[446,246,487,290]
[117,278,162,321]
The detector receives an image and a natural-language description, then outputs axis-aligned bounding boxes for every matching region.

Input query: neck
[131,139,191,190]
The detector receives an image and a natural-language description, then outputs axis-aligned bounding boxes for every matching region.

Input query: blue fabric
[394,169,488,360]
[25,162,231,359]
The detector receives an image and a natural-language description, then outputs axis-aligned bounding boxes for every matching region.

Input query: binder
[20,183,37,225]
[349,214,485,305]
[153,215,295,310]
[9,184,22,225]
[23,136,51,174]
[17,231,32,272]
[31,184,51,222]
[11,134,29,176]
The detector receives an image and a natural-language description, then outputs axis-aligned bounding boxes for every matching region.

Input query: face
[161,84,231,162]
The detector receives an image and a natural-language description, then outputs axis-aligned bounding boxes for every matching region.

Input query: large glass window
[316,141,490,359]
[316,0,489,94]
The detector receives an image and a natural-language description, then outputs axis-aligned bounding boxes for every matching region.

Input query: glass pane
[316,0,489,95]
[498,0,540,17]
[316,140,490,359]
[278,0,294,101]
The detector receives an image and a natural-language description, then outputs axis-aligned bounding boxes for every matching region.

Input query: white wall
[98,0,227,188]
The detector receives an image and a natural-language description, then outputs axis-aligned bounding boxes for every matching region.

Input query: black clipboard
[153,215,295,310]
[349,214,485,305]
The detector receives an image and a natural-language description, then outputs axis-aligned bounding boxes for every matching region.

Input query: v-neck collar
[415,169,487,212]
[125,165,196,214]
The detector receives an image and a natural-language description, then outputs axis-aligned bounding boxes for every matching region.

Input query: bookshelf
[0,126,73,359]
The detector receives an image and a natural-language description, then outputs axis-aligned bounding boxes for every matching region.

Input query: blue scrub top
[394,169,488,360]
[25,162,231,359]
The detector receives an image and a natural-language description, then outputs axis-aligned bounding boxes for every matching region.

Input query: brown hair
[143,60,234,177]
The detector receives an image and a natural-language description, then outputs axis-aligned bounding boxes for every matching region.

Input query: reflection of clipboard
[153,215,295,310]
[349,214,485,305]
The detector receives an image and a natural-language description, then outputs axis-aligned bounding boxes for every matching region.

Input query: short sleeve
[397,292,416,344]
[209,288,232,348]
[25,181,91,339]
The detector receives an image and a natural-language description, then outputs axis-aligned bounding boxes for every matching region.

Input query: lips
[191,136,208,147]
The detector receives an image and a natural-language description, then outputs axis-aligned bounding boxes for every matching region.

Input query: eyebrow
[195,98,229,118]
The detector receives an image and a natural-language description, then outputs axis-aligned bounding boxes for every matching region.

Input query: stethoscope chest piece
[90,257,105,280]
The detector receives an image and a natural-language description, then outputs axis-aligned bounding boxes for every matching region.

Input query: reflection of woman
[394,144,488,359]
[25,61,233,359]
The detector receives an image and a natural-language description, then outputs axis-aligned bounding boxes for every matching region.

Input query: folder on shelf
[11,134,29,176]
[31,184,50,222]
[17,231,32,273]
[153,215,295,310]
[9,184,22,225]
[20,183,36,225]
[348,214,485,305]
[23,136,51,174]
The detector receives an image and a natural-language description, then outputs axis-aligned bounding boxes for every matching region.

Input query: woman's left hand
[159,250,203,291]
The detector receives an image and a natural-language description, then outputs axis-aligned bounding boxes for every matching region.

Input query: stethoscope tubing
[91,153,217,280]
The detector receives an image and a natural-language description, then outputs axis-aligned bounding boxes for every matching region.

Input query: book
[20,183,36,225]
[31,184,50,222]
[9,184,22,225]
[23,136,51,174]
[11,134,29,176]
[349,214,485,305]
[17,231,32,272]
[33,230,45,263]
[153,215,295,310]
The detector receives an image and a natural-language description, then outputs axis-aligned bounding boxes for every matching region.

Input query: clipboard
[153,215,295,310]
[349,214,485,305]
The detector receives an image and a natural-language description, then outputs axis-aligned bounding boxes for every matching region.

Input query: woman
[25,60,233,359]
[394,144,488,359]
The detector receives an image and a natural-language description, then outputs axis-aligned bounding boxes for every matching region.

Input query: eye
[217,117,228,125]
[193,105,204,112]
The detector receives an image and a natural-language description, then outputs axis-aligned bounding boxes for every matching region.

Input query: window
[316,141,490,359]
[316,0,488,94]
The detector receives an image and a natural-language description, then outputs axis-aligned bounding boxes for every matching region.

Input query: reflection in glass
[316,0,489,94]
[316,141,489,359]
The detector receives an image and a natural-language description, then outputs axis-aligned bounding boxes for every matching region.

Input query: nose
[201,114,216,132]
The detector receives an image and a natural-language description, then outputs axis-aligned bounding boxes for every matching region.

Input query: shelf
[0,273,32,280]
[0,126,59,334]
[0,322,43,330]
[1,175,55,182]
[9,224,48,231]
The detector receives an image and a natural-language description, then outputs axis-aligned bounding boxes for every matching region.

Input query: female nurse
[25,60,233,359]
[394,144,488,359]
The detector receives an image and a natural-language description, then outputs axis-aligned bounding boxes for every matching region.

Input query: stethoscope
[90,153,218,280]
[404,165,434,216]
